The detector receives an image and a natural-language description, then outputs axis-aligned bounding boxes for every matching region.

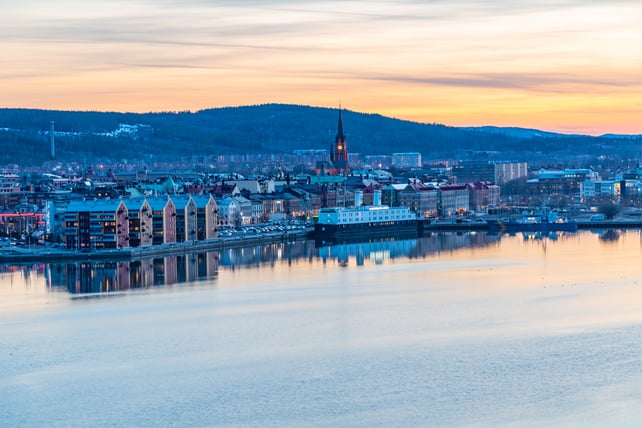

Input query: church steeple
[336,108,345,143]
[332,107,348,164]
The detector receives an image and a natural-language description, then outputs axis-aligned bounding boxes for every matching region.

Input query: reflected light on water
[2,230,642,330]
[3,230,642,427]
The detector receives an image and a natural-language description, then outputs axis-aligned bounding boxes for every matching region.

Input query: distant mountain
[464,126,570,139]
[599,133,642,139]
[0,104,640,166]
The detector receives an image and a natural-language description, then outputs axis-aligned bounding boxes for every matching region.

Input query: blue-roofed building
[191,195,217,240]
[147,197,177,245]
[64,199,129,250]
[123,199,153,247]
[171,195,198,242]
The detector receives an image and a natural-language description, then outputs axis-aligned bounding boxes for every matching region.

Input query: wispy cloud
[1,0,642,134]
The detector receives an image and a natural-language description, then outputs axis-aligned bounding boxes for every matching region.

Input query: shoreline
[3,218,642,264]
[0,230,311,263]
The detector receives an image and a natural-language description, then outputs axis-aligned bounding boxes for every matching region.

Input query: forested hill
[0,104,639,166]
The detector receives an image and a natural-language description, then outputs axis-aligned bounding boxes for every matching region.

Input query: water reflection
[599,229,621,242]
[1,230,639,296]
[318,231,501,265]
[48,252,219,294]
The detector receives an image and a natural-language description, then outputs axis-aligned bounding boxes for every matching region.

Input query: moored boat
[487,209,577,233]
[314,190,418,242]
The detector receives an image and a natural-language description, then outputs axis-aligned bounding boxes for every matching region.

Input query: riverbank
[4,217,642,264]
[422,217,642,231]
[0,229,311,263]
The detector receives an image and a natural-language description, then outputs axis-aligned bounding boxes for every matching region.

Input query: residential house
[147,197,177,245]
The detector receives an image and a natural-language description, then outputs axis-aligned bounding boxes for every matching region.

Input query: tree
[598,201,619,219]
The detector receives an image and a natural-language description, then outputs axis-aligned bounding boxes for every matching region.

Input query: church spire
[336,107,345,142]
[331,106,348,173]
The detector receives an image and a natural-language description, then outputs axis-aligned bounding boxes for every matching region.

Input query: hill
[0,104,640,166]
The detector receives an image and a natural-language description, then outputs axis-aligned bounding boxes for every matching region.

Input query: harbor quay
[422,217,642,231]
[4,216,642,264]
[0,229,311,263]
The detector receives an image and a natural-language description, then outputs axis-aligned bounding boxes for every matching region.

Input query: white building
[580,180,619,201]
[494,162,528,185]
[231,196,253,225]
[439,185,470,216]
[217,198,241,227]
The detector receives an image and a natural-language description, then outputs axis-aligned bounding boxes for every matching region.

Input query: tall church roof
[336,108,346,142]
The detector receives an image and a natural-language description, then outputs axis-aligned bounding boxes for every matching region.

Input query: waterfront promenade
[422,216,642,231]
[4,216,642,264]
[0,229,311,263]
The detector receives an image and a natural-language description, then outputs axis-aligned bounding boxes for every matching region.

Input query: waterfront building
[123,199,153,247]
[64,199,129,250]
[147,197,177,245]
[284,187,317,220]
[466,181,501,212]
[439,185,470,216]
[398,182,438,218]
[619,180,642,199]
[172,196,198,242]
[191,195,218,240]
[0,201,45,239]
[580,180,619,201]
[533,168,600,195]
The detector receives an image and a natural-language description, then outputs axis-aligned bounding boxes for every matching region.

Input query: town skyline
[2,1,642,136]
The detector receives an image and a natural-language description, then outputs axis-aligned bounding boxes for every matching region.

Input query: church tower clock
[331,107,349,174]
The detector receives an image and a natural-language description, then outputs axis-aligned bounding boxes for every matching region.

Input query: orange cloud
[1,1,641,135]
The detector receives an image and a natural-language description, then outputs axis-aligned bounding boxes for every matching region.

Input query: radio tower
[49,121,55,159]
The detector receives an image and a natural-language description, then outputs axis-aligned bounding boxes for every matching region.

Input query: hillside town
[0,110,637,251]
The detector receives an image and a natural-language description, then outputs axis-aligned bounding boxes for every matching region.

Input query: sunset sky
[2,0,642,135]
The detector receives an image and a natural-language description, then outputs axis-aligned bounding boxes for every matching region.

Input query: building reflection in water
[317,231,501,265]
[47,252,219,294]
[40,232,506,294]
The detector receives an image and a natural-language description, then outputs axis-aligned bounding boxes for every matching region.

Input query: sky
[1,0,642,135]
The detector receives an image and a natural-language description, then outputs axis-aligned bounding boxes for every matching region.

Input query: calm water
[2,230,642,427]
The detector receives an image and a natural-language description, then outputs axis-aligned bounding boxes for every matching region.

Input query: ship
[486,208,577,233]
[314,190,419,243]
